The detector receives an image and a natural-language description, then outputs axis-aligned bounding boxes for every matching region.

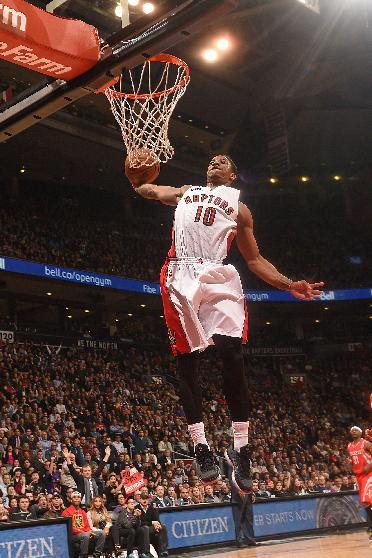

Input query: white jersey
[161,184,247,355]
[170,185,240,261]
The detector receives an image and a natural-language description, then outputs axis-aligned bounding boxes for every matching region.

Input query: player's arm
[236,202,324,300]
[363,440,372,473]
[133,184,191,206]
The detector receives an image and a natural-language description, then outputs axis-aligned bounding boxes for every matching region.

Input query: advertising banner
[253,494,366,537]
[0,0,100,80]
[0,520,71,557]
[0,255,371,302]
[159,505,235,549]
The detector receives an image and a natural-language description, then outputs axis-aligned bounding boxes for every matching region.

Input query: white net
[104,54,190,167]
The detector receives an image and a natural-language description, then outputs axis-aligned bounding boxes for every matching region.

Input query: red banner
[0,0,100,80]
[121,468,147,496]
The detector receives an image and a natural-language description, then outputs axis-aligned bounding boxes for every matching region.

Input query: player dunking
[347,426,372,539]
[129,154,324,492]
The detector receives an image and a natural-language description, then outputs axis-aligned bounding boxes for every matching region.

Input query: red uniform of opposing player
[347,426,372,538]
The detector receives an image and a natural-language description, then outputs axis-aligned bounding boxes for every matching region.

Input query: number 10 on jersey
[194,206,216,226]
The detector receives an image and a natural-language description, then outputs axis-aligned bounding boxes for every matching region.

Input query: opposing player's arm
[134,184,192,206]
[364,440,372,473]
[236,202,324,299]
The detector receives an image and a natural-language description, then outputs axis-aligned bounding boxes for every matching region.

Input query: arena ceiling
[0,0,371,188]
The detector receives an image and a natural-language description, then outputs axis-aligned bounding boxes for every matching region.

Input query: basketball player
[128,154,324,492]
[347,426,372,538]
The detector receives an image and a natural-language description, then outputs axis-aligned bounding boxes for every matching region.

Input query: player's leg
[365,505,372,537]
[177,352,220,482]
[213,334,252,493]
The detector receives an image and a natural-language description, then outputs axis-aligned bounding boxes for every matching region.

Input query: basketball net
[103,54,190,167]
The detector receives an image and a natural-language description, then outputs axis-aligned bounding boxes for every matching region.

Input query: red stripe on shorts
[160,259,191,356]
[226,230,237,253]
[242,297,249,344]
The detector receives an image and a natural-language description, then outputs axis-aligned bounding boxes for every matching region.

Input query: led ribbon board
[0,0,100,79]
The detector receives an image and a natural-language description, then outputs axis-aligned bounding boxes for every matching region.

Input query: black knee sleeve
[176,352,203,424]
[213,335,250,422]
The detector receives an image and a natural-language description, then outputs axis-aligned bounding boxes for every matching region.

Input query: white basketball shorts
[160,258,248,355]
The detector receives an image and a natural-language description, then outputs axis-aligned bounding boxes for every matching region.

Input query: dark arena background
[0,1,371,557]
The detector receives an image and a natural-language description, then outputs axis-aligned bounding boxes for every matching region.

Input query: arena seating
[0,181,370,288]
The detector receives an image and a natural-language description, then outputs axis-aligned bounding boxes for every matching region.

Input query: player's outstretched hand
[289,280,325,301]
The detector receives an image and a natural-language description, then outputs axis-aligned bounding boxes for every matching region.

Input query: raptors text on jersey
[169,185,240,261]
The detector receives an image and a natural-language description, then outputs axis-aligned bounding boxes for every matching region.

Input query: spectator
[204,485,219,504]
[87,496,112,554]
[9,496,32,521]
[105,473,125,511]
[152,486,172,508]
[62,446,111,508]
[30,493,49,519]
[0,501,9,522]
[136,488,169,557]
[112,495,149,558]
[256,482,271,499]
[44,492,65,518]
[166,487,178,507]
[62,491,105,558]
[158,437,173,456]
[314,475,331,494]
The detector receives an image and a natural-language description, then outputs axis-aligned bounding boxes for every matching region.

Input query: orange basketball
[124,149,160,188]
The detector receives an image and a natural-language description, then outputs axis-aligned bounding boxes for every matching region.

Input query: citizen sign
[0,536,54,557]
[0,4,26,31]
[172,516,229,539]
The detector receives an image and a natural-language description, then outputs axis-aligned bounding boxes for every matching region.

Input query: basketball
[124,149,160,188]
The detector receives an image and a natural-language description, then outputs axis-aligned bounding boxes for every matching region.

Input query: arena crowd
[0,181,370,289]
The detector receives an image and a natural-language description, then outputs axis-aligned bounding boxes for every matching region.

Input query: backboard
[0,0,237,142]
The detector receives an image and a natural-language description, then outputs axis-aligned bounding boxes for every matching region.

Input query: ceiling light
[315,319,320,323]
[127,313,133,317]
[65,307,69,310]
[369,316,372,320]
[84,309,90,313]
[269,177,278,184]
[115,4,122,17]
[67,315,72,319]
[202,48,218,63]
[300,176,310,182]
[216,38,230,51]
[46,292,52,296]
[19,167,26,174]
[160,315,164,318]
[324,307,329,310]
[128,0,139,5]
[266,321,271,325]
[143,2,154,14]
[115,319,119,322]
[333,175,341,181]
[140,304,146,308]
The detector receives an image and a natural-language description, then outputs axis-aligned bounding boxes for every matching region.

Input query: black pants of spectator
[229,463,255,545]
[111,525,150,554]
[73,531,105,558]
[146,524,168,553]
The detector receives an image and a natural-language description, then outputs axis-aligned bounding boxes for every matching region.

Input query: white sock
[188,422,209,448]
[232,421,249,451]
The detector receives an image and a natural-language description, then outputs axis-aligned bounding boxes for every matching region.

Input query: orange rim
[106,53,190,100]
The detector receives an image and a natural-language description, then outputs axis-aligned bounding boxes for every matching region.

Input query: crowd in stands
[1,339,369,519]
[0,181,370,289]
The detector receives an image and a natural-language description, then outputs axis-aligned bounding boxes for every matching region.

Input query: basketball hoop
[100,54,190,167]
